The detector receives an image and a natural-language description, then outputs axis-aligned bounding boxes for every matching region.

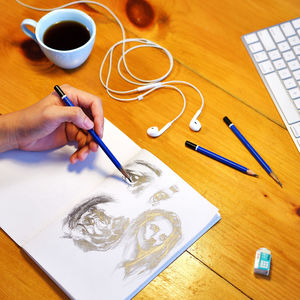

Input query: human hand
[2,84,104,163]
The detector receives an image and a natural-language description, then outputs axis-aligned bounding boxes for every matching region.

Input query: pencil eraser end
[223,116,232,126]
[185,141,197,150]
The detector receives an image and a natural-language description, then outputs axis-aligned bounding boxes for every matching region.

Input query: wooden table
[1,0,300,299]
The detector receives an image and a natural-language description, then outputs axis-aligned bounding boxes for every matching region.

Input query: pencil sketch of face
[120,209,181,277]
[63,195,129,252]
[150,185,179,206]
[125,160,162,194]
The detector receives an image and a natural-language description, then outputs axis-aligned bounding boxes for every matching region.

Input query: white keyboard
[242,17,300,153]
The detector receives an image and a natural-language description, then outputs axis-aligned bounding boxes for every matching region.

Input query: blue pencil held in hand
[54,85,131,183]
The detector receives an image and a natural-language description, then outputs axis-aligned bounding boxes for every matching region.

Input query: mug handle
[21,19,38,41]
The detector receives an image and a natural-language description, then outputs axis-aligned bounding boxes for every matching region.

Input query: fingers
[49,84,104,163]
[57,84,104,138]
[66,123,98,164]
[70,140,98,164]
[70,146,89,164]
[45,105,94,131]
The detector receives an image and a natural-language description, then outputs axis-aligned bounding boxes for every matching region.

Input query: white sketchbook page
[23,150,220,300]
[0,118,140,246]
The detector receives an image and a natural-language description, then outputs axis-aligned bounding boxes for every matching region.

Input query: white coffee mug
[21,9,96,69]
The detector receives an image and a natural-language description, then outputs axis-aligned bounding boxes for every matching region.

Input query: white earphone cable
[16,0,204,132]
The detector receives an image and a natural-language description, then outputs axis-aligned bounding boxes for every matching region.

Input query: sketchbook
[0,118,220,300]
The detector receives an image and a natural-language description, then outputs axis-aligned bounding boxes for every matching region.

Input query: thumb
[47,106,94,130]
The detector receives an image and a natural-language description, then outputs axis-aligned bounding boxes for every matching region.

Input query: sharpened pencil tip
[269,171,282,187]
[247,169,258,177]
[120,167,132,183]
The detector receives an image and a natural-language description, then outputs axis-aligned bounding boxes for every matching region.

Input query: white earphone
[16,0,205,138]
[189,108,203,132]
[146,83,204,137]
[147,110,202,138]
[147,122,173,138]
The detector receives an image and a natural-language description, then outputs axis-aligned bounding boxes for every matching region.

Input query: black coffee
[43,20,90,51]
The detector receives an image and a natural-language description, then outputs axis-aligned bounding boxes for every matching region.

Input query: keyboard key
[278,41,290,52]
[258,61,274,74]
[283,50,296,61]
[258,29,276,50]
[293,69,300,80]
[292,18,300,29]
[289,87,300,99]
[291,122,300,138]
[269,26,285,42]
[273,59,286,70]
[279,68,291,79]
[264,72,300,124]
[244,21,300,152]
[294,45,300,55]
[283,78,297,89]
[268,49,281,60]
[254,51,268,62]
[244,33,259,44]
[294,98,300,109]
[288,36,300,46]
[249,42,263,53]
[288,60,300,71]
[281,22,296,37]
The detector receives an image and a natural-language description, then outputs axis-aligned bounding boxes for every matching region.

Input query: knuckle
[61,83,72,90]
[96,96,103,105]
[71,107,83,119]
[60,83,73,95]
[42,106,53,122]
[94,95,102,102]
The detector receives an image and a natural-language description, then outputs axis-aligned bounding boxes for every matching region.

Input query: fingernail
[99,126,104,138]
[71,157,78,164]
[84,117,94,129]
[81,151,88,161]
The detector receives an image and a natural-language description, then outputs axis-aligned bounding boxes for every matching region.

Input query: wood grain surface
[0,0,299,299]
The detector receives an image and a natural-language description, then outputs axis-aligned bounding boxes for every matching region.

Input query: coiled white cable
[16,0,204,132]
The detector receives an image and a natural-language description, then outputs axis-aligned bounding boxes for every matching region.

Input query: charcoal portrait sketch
[149,185,179,206]
[62,158,183,278]
[124,160,162,194]
[120,209,181,277]
[124,160,180,205]
[2,121,220,300]
[62,195,129,252]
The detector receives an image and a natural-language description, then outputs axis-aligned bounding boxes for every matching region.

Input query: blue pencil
[185,141,257,176]
[223,116,282,187]
[54,85,131,182]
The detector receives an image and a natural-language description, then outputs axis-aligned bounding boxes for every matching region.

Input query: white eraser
[254,248,271,276]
